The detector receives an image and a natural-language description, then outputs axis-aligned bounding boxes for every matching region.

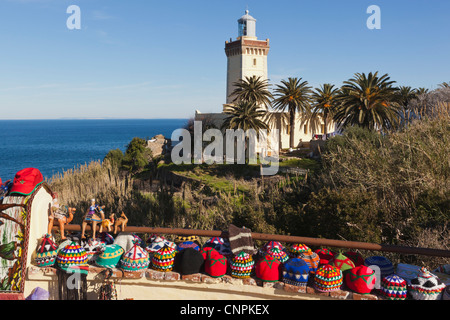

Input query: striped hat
[230,251,254,279]
[266,247,289,264]
[408,267,446,300]
[282,258,309,287]
[56,242,89,274]
[298,250,320,274]
[380,274,408,300]
[120,240,150,272]
[329,253,355,274]
[313,264,343,292]
[95,244,124,269]
[364,256,394,279]
[36,234,58,267]
[288,243,311,258]
[151,245,177,272]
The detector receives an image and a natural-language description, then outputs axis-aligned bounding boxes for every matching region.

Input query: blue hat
[282,258,309,287]
[364,256,394,279]
[177,241,200,251]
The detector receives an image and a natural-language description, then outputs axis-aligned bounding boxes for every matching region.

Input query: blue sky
[0,0,449,119]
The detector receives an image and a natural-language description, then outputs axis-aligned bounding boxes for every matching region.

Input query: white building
[195,10,335,150]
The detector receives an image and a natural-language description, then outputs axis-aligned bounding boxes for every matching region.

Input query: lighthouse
[224,10,270,105]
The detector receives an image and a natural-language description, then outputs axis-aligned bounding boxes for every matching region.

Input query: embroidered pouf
[230,251,254,279]
[380,274,408,300]
[364,256,394,279]
[203,248,227,278]
[345,265,376,294]
[314,248,335,266]
[174,247,204,275]
[329,253,355,274]
[56,242,89,274]
[36,234,58,267]
[151,245,177,272]
[95,244,124,268]
[298,250,320,274]
[288,243,311,258]
[282,258,309,287]
[266,247,289,263]
[396,263,421,283]
[344,251,364,267]
[120,240,150,272]
[313,264,343,292]
[408,267,446,300]
[255,254,281,282]
[177,241,200,252]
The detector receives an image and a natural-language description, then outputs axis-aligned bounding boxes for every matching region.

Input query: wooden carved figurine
[48,192,75,241]
[100,213,115,233]
[81,198,105,240]
[114,212,128,234]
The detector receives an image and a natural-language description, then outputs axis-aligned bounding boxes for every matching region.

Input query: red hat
[255,254,281,282]
[344,251,365,267]
[345,265,376,294]
[10,168,43,196]
[203,248,227,278]
[315,248,335,265]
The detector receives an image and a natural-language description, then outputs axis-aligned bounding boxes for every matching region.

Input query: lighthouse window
[253,58,257,66]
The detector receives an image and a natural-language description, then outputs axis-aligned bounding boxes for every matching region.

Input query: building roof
[238,10,256,22]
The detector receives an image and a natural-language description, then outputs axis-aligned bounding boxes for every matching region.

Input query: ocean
[0,119,187,181]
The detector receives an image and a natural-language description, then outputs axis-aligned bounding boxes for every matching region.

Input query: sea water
[0,119,187,181]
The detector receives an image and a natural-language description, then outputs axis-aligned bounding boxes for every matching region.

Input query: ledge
[26,265,380,300]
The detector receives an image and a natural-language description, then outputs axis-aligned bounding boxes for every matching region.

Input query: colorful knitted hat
[151,245,177,272]
[230,251,254,279]
[345,265,376,294]
[313,264,343,292]
[177,241,200,252]
[288,243,311,258]
[329,253,355,274]
[298,250,320,274]
[174,234,200,246]
[203,237,232,256]
[344,251,364,267]
[95,244,124,269]
[396,263,421,283]
[99,232,115,245]
[380,274,408,300]
[83,238,105,264]
[262,241,284,252]
[36,234,58,267]
[145,238,176,256]
[266,247,289,264]
[173,247,204,275]
[202,248,227,278]
[56,242,89,274]
[408,267,446,300]
[282,258,309,287]
[255,254,281,282]
[314,248,335,266]
[120,240,150,272]
[364,256,394,279]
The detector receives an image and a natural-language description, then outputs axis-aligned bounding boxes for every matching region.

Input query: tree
[309,83,340,140]
[230,75,273,109]
[438,82,449,89]
[221,101,269,132]
[104,148,124,168]
[272,77,312,148]
[121,137,152,173]
[333,72,400,131]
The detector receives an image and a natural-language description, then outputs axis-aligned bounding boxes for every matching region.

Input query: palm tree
[396,86,417,110]
[230,75,273,109]
[438,82,449,89]
[272,77,312,148]
[221,101,269,164]
[309,83,340,140]
[333,72,400,131]
[221,101,269,131]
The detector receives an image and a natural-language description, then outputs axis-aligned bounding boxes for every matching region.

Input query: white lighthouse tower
[224,10,270,105]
